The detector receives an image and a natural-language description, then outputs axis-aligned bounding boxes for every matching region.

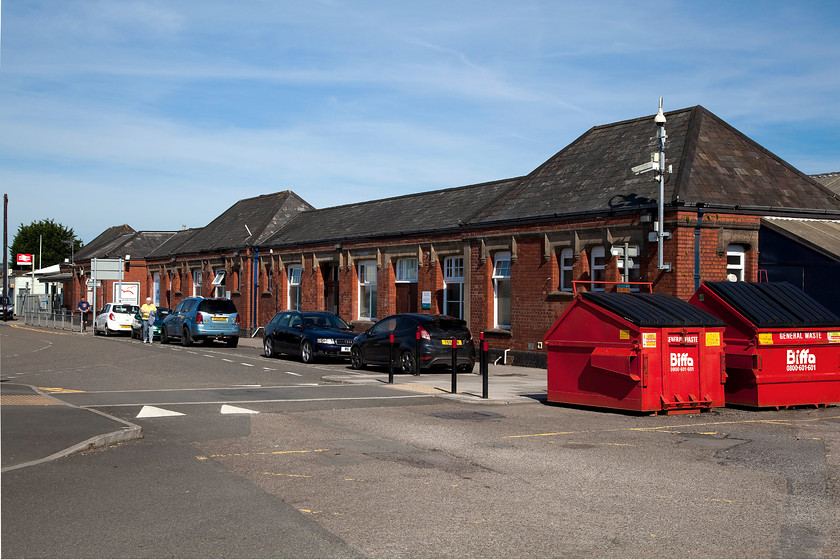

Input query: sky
[1,0,839,248]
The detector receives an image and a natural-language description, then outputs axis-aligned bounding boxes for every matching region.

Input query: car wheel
[226,336,239,348]
[182,327,193,347]
[264,337,276,358]
[160,327,170,344]
[300,340,314,363]
[104,327,111,337]
[350,347,365,370]
[400,351,417,375]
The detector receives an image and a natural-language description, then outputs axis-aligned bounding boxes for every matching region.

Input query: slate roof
[761,217,840,261]
[471,106,840,224]
[146,228,201,259]
[76,230,178,261]
[812,172,840,196]
[263,178,521,248]
[171,191,314,255]
[75,224,136,261]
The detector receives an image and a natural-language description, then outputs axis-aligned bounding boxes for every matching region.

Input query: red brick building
[64,106,840,366]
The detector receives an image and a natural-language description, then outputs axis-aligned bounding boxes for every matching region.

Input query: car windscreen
[197,299,237,314]
[157,309,170,318]
[112,305,133,314]
[304,313,350,330]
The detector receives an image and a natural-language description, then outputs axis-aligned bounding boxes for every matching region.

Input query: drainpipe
[252,247,259,335]
[694,204,705,292]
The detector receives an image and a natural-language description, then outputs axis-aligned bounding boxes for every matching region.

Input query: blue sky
[1,0,839,246]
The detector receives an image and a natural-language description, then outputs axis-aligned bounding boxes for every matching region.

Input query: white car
[94,303,138,336]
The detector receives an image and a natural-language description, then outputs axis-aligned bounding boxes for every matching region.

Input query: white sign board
[116,282,140,306]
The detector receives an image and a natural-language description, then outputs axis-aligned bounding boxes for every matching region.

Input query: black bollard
[451,339,458,394]
[388,333,395,384]
[480,332,489,399]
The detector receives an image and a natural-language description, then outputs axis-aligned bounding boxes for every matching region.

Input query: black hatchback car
[350,314,476,374]
[263,310,356,363]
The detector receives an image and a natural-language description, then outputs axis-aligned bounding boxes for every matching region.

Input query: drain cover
[431,411,504,421]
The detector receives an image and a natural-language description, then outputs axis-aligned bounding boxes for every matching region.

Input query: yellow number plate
[442,339,462,346]
[211,317,227,322]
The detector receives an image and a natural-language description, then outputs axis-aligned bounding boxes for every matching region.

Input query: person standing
[77,298,91,332]
[140,297,157,344]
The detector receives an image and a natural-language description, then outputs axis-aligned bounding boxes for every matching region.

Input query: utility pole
[3,194,8,307]
[631,97,671,272]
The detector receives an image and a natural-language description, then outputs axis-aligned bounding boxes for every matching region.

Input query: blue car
[263,310,355,363]
[161,297,240,347]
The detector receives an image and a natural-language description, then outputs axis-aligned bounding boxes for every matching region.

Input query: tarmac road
[2,323,840,558]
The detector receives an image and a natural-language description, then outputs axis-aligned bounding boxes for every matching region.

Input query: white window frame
[192,270,202,297]
[358,260,377,321]
[443,256,465,319]
[212,270,226,298]
[559,248,574,292]
[395,258,418,283]
[287,265,302,310]
[727,244,746,282]
[492,252,511,330]
[590,247,606,291]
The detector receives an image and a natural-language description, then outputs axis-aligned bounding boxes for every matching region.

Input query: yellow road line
[503,415,840,439]
[197,448,329,460]
[6,324,71,335]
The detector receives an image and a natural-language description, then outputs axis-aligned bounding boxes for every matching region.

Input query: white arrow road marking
[137,405,185,418]
[221,405,259,415]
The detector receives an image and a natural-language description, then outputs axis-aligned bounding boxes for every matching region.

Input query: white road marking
[137,405,185,418]
[221,404,259,415]
[285,371,302,376]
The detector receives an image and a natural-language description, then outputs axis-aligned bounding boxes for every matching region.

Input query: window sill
[483,328,512,337]
[547,290,575,301]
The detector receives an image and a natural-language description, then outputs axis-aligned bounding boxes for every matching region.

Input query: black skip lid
[581,292,727,328]
[704,282,840,328]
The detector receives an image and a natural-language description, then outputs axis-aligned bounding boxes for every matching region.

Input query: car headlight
[316,338,336,345]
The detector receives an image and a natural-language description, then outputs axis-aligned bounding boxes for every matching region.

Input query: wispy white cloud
[1,0,839,246]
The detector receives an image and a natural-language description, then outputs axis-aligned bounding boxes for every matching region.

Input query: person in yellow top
[140,297,157,344]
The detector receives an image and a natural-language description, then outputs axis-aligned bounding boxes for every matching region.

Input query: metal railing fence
[23,309,91,333]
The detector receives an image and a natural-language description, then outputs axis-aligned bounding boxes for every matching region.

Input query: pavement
[1,330,547,472]
[0,382,142,473]
[235,334,548,406]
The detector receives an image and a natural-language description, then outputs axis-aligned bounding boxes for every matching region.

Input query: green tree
[10,219,83,269]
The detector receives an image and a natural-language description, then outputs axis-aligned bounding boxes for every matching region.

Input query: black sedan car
[263,310,356,363]
[350,314,476,374]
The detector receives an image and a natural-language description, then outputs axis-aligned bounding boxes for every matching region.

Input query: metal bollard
[480,332,489,399]
[388,333,395,384]
[414,328,421,376]
[451,339,458,394]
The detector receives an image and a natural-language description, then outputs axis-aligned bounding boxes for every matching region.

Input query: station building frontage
[61,106,840,367]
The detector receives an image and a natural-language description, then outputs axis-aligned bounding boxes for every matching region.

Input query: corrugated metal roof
[761,218,840,261]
